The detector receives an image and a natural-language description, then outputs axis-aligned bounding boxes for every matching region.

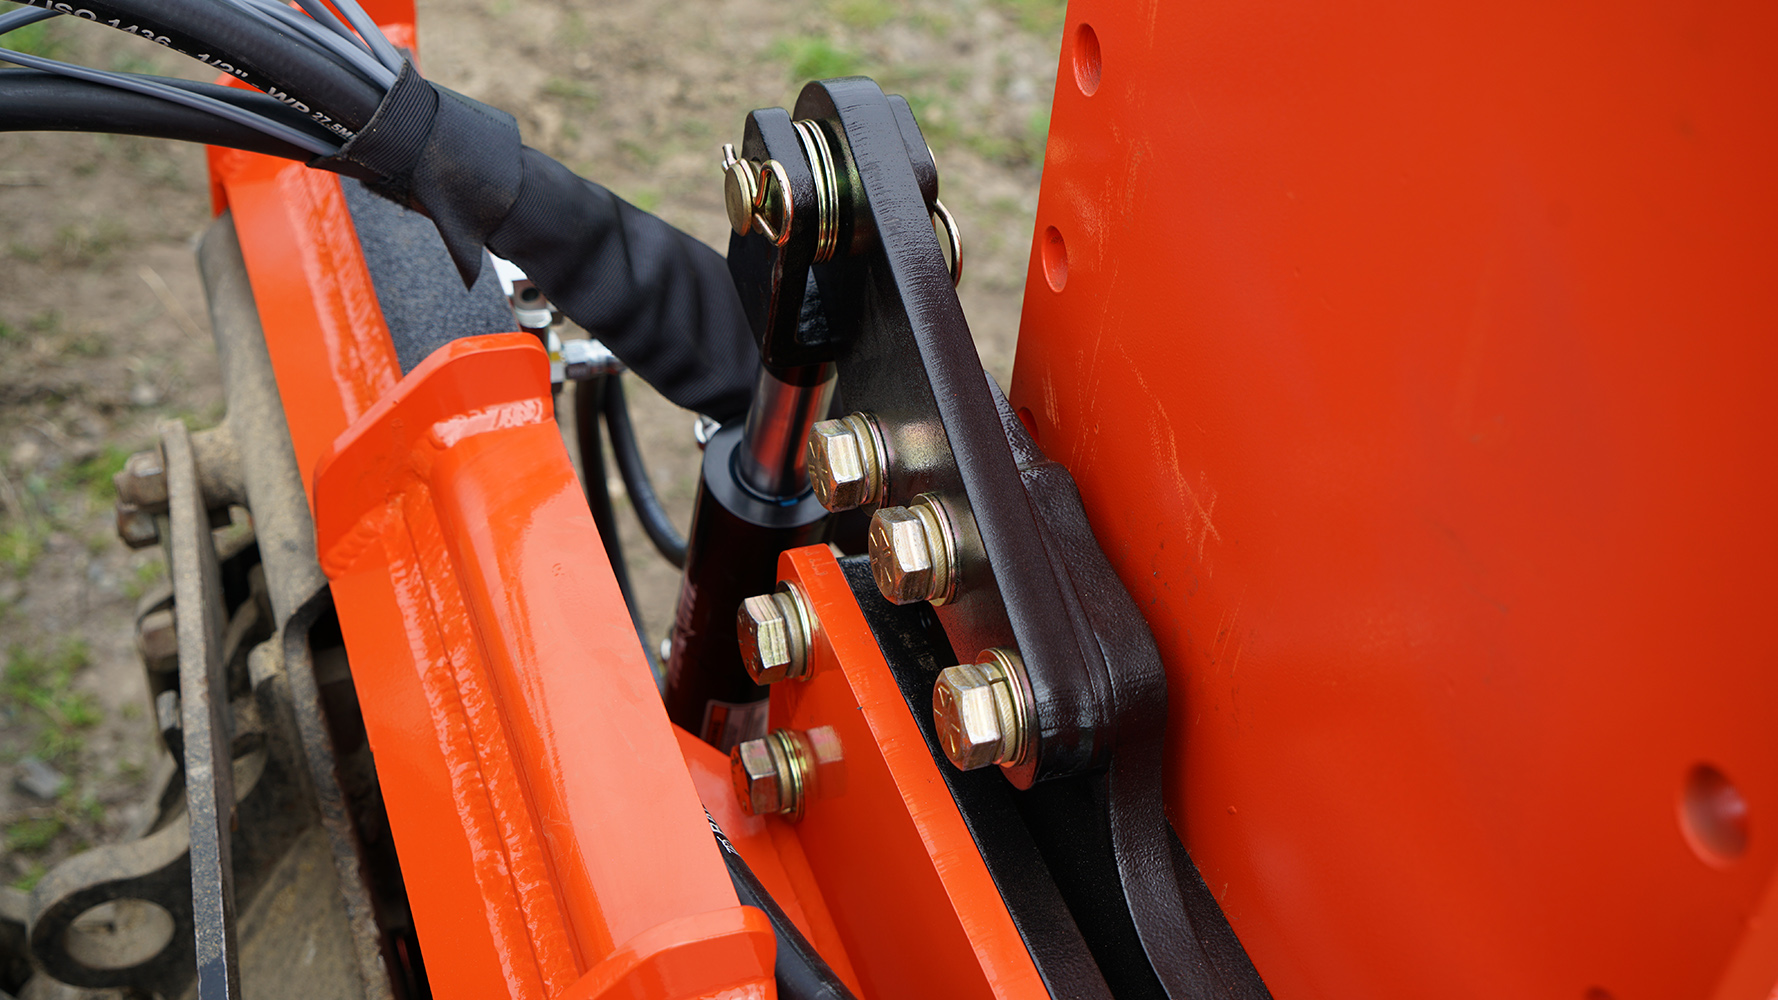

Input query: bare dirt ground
[0,0,1061,894]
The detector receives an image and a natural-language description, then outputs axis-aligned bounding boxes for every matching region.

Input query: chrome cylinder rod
[736,363,836,498]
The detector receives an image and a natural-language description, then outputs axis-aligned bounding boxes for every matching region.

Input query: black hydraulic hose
[11,0,385,134]
[602,376,689,570]
[707,816,858,1000]
[0,69,331,161]
[574,376,652,660]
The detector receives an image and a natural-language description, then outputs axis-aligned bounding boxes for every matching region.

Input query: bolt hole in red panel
[1684,764,1751,869]
[1040,226,1068,292]
[1072,23,1102,96]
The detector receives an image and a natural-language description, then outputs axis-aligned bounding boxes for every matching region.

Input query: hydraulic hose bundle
[0,0,759,420]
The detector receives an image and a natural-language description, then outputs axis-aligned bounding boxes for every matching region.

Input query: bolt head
[933,663,1006,770]
[730,738,782,816]
[137,608,178,669]
[869,506,935,604]
[738,594,796,684]
[807,419,872,511]
[113,449,168,508]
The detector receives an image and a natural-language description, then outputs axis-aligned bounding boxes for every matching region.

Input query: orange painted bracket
[675,725,864,997]
[211,155,402,488]
[746,545,1048,1000]
[310,333,772,1000]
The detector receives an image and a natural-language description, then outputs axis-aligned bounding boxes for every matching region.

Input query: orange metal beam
[209,136,778,997]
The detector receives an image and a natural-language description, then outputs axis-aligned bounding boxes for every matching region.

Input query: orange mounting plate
[684,544,1051,1000]
[1012,2,1778,999]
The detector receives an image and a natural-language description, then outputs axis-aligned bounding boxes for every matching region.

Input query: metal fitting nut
[730,728,839,820]
[731,736,785,816]
[115,504,159,549]
[868,494,957,605]
[807,413,885,512]
[737,583,814,685]
[113,448,168,508]
[933,648,1033,772]
[136,608,178,675]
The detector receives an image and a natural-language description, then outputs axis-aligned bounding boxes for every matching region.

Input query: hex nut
[113,448,168,509]
[137,608,178,674]
[115,504,159,550]
[933,662,1007,770]
[806,413,884,511]
[731,729,824,820]
[738,595,792,682]
[933,648,1033,772]
[869,506,932,602]
[731,738,782,816]
[737,585,813,685]
[868,496,955,605]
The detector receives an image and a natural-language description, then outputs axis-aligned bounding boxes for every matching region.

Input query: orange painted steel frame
[727,546,1049,1000]
[204,7,779,995]
[1012,2,1778,999]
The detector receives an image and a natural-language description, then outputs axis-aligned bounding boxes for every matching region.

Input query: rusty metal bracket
[163,418,244,1000]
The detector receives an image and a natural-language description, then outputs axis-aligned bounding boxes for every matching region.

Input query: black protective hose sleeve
[312,60,521,287]
[489,148,760,420]
[0,68,328,161]
[12,0,383,134]
[312,62,758,418]
[707,815,858,1000]
[602,377,689,569]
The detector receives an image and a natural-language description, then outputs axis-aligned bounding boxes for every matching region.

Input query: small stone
[9,438,42,470]
[129,382,161,408]
[14,755,66,801]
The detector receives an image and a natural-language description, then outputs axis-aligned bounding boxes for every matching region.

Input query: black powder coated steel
[662,425,829,744]
[707,813,858,1000]
[715,77,1273,999]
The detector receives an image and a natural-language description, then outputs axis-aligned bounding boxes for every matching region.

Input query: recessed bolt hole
[1041,226,1068,292]
[1073,23,1102,96]
[1680,762,1748,867]
[1584,989,1614,1000]
[1016,406,1040,446]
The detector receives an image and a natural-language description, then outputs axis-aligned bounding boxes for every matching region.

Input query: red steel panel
[1012,2,1778,999]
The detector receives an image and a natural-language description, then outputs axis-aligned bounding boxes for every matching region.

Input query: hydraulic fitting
[867,494,957,605]
[806,412,886,511]
[737,582,814,684]
[932,647,1034,772]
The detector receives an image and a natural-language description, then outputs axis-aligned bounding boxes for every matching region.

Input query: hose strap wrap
[314,60,522,287]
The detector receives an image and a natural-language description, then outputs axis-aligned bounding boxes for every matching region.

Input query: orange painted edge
[779,546,1050,1000]
[675,725,863,995]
